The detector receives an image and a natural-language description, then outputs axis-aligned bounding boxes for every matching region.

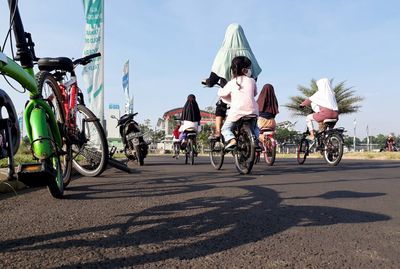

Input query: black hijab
[257,84,279,116]
[181,94,201,122]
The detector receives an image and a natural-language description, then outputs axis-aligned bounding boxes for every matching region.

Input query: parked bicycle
[1,0,66,198]
[35,53,109,186]
[208,116,257,174]
[255,128,277,166]
[297,119,344,166]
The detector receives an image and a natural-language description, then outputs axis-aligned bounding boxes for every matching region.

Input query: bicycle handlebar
[73,52,101,66]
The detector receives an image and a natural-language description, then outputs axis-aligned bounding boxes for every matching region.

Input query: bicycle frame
[3,0,61,159]
[58,76,80,130]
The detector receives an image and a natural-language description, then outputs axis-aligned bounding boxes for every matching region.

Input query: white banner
[122,60,130,114]
[82,0,104,124]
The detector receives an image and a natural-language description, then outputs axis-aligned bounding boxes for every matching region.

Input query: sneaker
[225,139,237,151]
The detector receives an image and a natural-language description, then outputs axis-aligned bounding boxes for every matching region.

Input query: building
[157,107,215,136]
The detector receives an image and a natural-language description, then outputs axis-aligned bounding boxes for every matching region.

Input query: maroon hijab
[257,84,279,115]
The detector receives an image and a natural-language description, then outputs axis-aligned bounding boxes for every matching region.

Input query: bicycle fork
[17,99,63,187]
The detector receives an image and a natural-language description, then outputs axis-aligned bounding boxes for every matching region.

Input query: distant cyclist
[300,78,339,140]
[179,94,201,145]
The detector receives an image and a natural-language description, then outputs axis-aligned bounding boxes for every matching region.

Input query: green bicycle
[0,0,68,198]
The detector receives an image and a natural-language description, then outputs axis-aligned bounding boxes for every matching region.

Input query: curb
[0,169,26,194]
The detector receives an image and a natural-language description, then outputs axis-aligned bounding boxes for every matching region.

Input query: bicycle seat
[184,127,197,133]
[323,119,338,124]
[260,128,275,134]
[321,118,338,130]
[38,57,74,72]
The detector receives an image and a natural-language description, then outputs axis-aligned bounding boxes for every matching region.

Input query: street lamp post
[353,119,357,152]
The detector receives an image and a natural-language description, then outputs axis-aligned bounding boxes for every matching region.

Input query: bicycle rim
[297,138,308,165]
[234,125,255,174]
[324,133,344,166]
[72,104,108,177]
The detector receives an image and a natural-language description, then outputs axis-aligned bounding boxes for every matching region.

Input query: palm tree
[285,79,364,116]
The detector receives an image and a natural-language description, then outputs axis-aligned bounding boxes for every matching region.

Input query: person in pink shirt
[218,56,259,150]
[300,78,339,140]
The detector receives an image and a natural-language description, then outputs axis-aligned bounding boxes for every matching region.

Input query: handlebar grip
[73,52,101,65]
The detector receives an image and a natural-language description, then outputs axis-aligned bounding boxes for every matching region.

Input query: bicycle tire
[190,138,195,165]
[297,138,309,165]
[263,138,276,166]
[185,138,194,165]
[36,71,72,186]
[234,124,256,174]
[46,120,64,198]
[323,132,344,166]
[72,104,108,177]
[209,138,224,170]
[0,89,20,156]
[135,144,144,166]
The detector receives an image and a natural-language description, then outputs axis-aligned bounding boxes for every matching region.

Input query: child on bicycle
[300,78,338,140]
[257,83,279,142]
[218,56,259,150]
[179,94,201,144]
[202,23,262,138]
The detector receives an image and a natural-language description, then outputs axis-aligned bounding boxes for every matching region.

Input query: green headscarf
[211,23,262,81]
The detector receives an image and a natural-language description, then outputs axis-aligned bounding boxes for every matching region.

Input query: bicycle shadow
[0,185,390,268]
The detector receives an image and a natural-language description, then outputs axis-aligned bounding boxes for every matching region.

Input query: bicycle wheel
[263,138,276,166]
[135,144,144,166]
[209,137,224,170]
[234,125,256,174]
[0,89,20,157]
[46,120,64,198]
[36,71,72,186]
[72,104,108,177]
[323,133,344,166]
[185,138,195,165]
[173,142,180,159]
[297,138,309,165]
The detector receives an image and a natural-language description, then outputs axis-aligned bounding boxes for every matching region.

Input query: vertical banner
[82,0,104,125]
[122,60,130,114]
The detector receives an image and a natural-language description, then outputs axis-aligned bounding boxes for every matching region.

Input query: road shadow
[0,185,390,268]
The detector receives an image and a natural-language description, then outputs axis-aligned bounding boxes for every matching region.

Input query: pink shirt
[218,76,259,122]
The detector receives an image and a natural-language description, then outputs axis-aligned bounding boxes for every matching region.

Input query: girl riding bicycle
[179,94,201,144]
[257,83,279,142]
[300,78,338,140]
[218,56,259,150]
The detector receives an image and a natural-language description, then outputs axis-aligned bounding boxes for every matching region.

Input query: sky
[1,0,399,137]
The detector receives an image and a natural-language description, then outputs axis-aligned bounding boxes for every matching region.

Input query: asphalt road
[1,156,399,269]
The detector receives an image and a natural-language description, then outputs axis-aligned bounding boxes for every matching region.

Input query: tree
[285,79,364,116]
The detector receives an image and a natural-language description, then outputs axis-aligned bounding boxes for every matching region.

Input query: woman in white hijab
[202,23,262,137]
[300,78,339,140]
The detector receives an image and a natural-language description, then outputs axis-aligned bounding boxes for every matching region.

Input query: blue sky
[1,1,399,137]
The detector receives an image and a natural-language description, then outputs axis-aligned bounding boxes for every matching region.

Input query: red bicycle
[36,53,108,186]
[255,128,277,166]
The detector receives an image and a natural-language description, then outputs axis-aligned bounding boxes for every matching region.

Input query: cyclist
[384,134,396,151]
[172,123,181,158]
[257,83,279,142]
[300,78,338,141]
[179,94,201,147]
[218,56,259,150]
[202,23,262,138]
